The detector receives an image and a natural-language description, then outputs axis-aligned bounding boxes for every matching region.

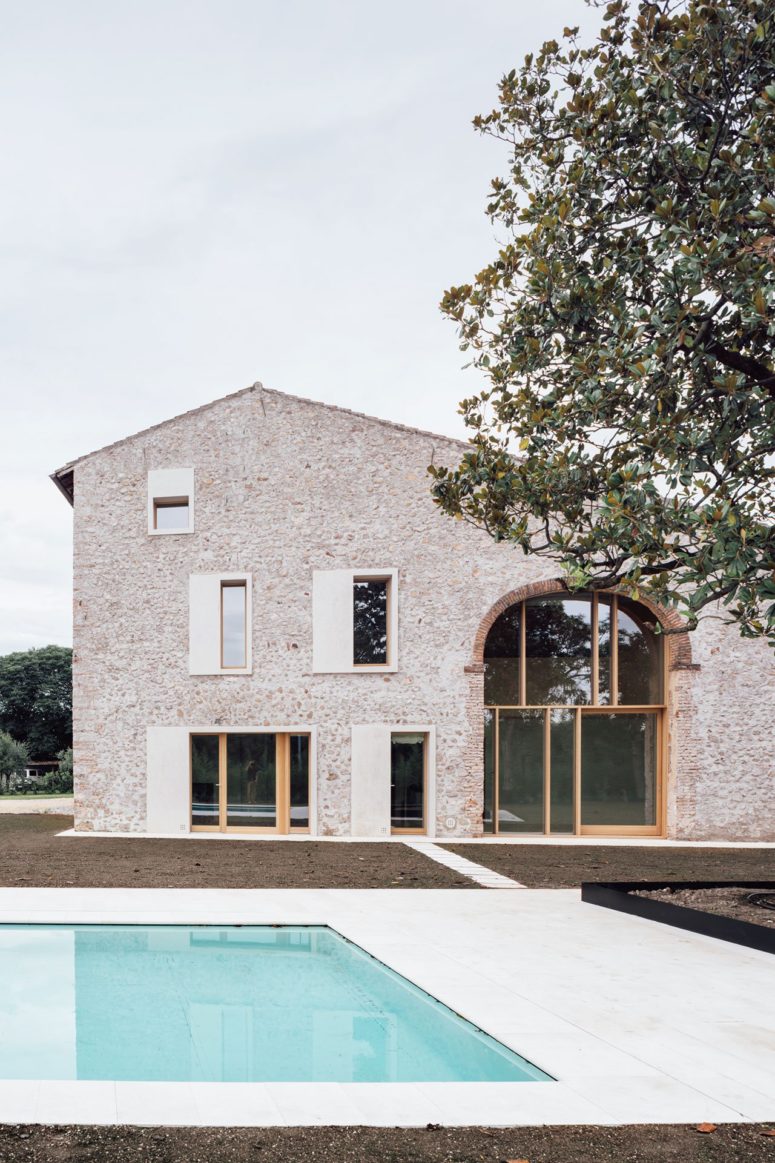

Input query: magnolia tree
[430,0,775,643]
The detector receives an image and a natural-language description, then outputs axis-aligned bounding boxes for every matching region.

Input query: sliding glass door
[191,732,310,834]
[483,592,665,836]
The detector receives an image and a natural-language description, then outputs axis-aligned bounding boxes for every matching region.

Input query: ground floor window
[191,732,310,834]
[483,708,661,836]
[390,732,426,833]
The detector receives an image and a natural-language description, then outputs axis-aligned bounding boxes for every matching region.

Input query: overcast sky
[0,0,597,656]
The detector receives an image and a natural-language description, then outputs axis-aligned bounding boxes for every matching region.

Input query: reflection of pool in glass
[0,925,551,1083]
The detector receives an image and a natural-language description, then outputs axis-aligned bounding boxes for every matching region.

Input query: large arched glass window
[483,593,664,836]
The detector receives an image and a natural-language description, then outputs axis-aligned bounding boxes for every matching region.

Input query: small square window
[154,498,190,532]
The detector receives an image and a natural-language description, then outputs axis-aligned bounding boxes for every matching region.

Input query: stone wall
[68,384,774,839]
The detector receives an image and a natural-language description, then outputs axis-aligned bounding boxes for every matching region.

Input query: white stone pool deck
[0,886,772,1128]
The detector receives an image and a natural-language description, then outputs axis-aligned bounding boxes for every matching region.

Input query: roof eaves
[50,466,75,507]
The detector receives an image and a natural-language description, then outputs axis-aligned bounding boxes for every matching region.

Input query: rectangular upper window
[221,581,247,669]
[189,573,252,675]
[353,578,389,666]
[148,468,194,535]
[311,569,398,674]
[153,498,190,531]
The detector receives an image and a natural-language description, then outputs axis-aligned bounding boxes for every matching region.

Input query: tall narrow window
[221,581,247,669]
[353,578,389,666]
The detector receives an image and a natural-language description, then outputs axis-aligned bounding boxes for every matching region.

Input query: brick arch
[470,577,694,671]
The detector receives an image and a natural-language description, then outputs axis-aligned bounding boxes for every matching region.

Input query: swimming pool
[0,924,550,1083]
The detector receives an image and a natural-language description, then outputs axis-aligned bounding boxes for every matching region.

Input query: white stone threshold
[55,828,775,848]
[0,887,772,1128]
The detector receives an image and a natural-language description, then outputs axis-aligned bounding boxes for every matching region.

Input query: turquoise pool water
[0,925,550,1083]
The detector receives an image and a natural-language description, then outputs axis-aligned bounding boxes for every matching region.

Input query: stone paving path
[402,840,526,888]
[0,797,74,815]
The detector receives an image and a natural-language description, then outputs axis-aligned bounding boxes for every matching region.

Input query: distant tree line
[0,646,73,794]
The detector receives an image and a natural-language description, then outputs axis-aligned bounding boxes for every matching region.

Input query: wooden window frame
[152,496,191,531]
[484,591,666,838]
[190,731,312,835]
[220,580,248,670]
[389,731,427,836]
[352,574,393,670]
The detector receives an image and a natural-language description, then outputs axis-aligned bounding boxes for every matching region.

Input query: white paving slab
[0,886,771,1127]
[403,840,526,887]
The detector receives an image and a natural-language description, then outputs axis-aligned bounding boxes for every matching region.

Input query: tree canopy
[430,0,775,643]
[0,646,72,759]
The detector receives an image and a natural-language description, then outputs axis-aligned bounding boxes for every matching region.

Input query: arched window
[483,593,664,836]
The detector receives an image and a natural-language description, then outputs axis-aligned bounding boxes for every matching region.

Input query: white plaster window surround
[312,568,398,673]
[146,724,318,834]
[189,573,253,675]
[148,468,194,535]
[350,724,436,838]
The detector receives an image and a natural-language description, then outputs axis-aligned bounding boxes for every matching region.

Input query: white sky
[0,0,597,655]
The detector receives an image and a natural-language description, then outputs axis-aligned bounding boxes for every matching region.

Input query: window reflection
[549,709,574,834]
[618,597,663,705]
[597,596,613,705]
[353,579,388,665]
[226,734,276,828]
[483,709,495,833]
[289,735,310,829]
[191,735,219,827]
[581,714,658,827]
[498,709,544,832]
[390,733,425,831]
[525,598,592,705]
[483,605,520,705]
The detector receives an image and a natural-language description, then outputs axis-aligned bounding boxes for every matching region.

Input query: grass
[0,791,73,800]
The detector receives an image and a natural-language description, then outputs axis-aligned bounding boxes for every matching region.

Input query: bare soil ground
[635,885,775,928]
[0,816,474,890]
[0,1123,774,1163]
[443,843,775,888]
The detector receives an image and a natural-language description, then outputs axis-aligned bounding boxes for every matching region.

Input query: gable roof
[50,381,471,506]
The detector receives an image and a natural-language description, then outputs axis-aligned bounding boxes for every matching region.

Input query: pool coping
[0,887,772,1128]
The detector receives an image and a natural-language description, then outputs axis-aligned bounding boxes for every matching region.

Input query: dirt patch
[0,1123,773,1162]
[0,816,475,890]
[443,844,775,888]
[634,886,775,929]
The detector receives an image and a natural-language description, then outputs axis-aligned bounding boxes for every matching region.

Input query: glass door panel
[390,733,425,832]
[289,735,310,830]
[483,710,495,833]
[191,735,220,828]
[580,713,658,827]
[549,710,574,834]
[498,709,544,832]
[226,734,276,829]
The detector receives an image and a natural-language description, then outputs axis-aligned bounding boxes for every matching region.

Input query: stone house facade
[51,383,775,841]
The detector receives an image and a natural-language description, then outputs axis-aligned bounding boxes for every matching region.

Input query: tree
[430,0,775,642]
[0,646,72,759]
[0,732,29,792]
